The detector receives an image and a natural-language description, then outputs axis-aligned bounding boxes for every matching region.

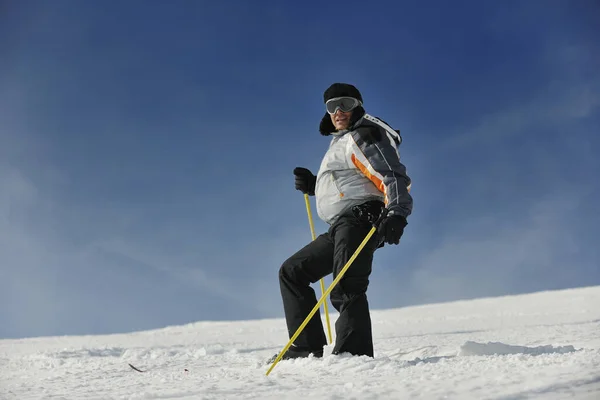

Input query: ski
[128,363,145,373]
[127,363,190,373]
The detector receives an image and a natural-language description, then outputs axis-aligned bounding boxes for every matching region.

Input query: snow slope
[1,286,599,399]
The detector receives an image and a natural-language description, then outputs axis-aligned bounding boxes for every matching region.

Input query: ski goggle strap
[326,96,361,115]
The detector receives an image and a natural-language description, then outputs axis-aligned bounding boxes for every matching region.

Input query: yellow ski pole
[266,209,387,376]
[304,193,333,345]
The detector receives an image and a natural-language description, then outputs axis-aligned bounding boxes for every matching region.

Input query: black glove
[378,214,407,245]
[293,167,316,196]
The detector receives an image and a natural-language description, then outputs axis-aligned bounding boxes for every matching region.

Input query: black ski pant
[278,209,381,357]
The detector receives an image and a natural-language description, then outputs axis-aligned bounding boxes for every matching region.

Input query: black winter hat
[323,83,363,103]
[319,83,365,136]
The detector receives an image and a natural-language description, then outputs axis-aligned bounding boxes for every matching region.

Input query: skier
[273,83,413,361]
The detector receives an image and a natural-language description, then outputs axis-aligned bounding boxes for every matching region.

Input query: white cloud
[439,79,599,154]
[0,164,66,337]
[408,193,584,304]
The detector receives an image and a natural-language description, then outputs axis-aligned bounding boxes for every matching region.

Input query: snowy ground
[1,286,599,400]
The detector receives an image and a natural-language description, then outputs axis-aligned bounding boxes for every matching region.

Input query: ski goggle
[326,96,361,115]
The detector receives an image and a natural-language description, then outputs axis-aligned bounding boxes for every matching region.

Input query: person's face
[330,109,352,131]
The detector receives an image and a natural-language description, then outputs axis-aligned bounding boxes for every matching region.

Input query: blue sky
[1,0,598,339]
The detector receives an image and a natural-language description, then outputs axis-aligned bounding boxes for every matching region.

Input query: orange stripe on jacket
[351,153,388,204]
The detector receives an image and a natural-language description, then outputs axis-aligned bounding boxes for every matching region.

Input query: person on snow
[272,83,413,361]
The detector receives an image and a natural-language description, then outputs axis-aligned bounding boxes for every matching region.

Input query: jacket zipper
[330,171,344,198]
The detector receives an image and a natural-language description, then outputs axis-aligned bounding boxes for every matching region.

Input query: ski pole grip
[374,208,389,228]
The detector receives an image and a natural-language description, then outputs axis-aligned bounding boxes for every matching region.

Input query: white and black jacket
[315,114,413,225]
